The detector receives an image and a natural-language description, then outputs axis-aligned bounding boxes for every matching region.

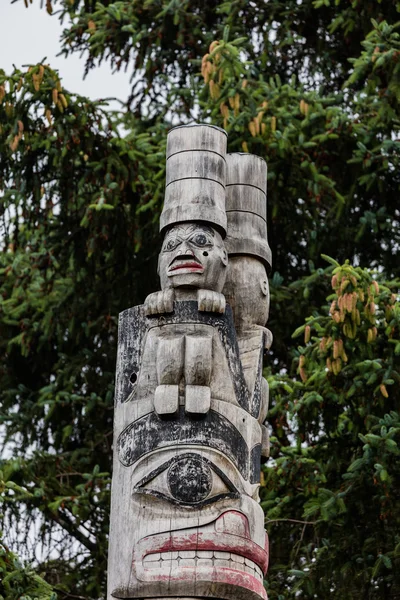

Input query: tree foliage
[1,1,399,599]
[0,534,55,600]
[264,260,400,598]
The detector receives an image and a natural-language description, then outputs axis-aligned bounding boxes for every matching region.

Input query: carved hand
[197,289,226,314]
[259,326,273,350]
[144,289,175,315]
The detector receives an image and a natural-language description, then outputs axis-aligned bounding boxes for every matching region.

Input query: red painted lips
[169,261,204,272]
[130,511,269,600]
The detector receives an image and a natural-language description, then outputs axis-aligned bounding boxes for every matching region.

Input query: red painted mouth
[168,261,204,273]
[170,261,203,271]
[124,512,269,600]
[132,511,269,597]
[137,528,269,573]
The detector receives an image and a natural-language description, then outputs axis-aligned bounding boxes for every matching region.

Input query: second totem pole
[108,124,272,600]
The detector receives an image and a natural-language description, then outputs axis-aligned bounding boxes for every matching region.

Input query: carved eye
[134,453,239,507]
[191,233,211,247]
[163,237,178,252]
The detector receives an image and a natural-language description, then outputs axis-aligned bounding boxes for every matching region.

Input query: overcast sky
[0,1,132,104]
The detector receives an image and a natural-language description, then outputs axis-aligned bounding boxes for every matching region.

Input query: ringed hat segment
[160,124,228,237]
[225,153,272,269]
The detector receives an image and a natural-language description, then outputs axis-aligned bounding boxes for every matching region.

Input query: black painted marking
[135,488,238,508]
[250,444,262,484]
[118,408,250,479]
[250,339,264,419]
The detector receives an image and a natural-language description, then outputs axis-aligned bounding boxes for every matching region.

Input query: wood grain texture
[108,125,271,600]
[108,303,269,600]
[161,125,228,235]
[225,153,271,268]
[166,123,227,159]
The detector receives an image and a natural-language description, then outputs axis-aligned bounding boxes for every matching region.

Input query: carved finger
[210,291,218,313]
[206,291,214,312]
[216,292,226,314]
[197,289,209,312]
[163,289,174,313]
[263,327,273,349]
[144,292,155,315]
[220,294,226,313]
[151,294,159,315]
[197,289,204,311]
[157,292,165,314]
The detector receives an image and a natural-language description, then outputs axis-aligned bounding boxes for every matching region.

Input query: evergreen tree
[1,1,399,598]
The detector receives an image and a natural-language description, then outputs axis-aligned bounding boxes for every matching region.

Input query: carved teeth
[233,553,245,564]
[180,550,196,559]
[143,550,264,581]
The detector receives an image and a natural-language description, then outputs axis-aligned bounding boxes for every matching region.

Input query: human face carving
[159,223,228,293]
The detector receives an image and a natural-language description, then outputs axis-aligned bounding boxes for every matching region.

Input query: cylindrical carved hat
[225,153,272,269]
[160,124,228,236]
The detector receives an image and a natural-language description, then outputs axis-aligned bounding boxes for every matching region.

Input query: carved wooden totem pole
[108,124,272,600]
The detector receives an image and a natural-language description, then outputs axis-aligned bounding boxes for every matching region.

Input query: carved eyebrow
[163,229,182,243]
[163,224,215,242]
[186,224,215,236]
[189,230,213,238]
[197,225,214,236]
[164,226,191,239]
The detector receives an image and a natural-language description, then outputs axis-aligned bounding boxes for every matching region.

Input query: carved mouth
[168,256,203,274]
[169,261,203,272]
[137,529,268,574]
[133,511,269,596]
[118,512,269,600]
[135,552,267,600]
[140,552,267,600]
[143,549,264,580]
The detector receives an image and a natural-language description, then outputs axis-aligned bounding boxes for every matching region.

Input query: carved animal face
[115,445,269,600]
[158,223,228,293]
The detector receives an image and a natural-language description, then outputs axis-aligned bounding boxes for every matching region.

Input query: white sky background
[0,1,132,562]
[0,1,132,103]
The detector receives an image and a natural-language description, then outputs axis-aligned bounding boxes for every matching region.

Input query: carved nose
[215,511,250,538]
[177,245,194,257]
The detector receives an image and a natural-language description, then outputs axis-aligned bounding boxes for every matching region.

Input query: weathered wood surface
[223,153,273,465]
[107,125,271,600]
[225,153,271,269]
[160,124,228,236]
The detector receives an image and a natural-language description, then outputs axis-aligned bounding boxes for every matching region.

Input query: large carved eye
[193,233,207,246]
[134,453,239,507]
